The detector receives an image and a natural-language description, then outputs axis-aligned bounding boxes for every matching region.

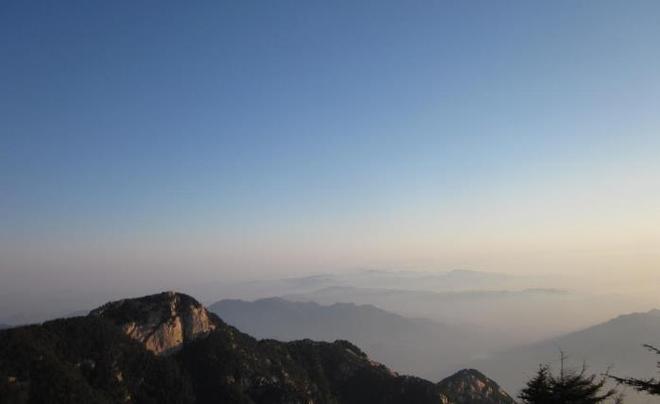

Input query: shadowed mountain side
[0,291,515,404]
[471,309,660,404]
[210,297,498,379]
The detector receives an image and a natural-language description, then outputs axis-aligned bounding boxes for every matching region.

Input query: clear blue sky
[1,1,659,294]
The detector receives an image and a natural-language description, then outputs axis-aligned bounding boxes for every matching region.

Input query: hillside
[0,291,515,404]
[438,369,517,404]
[210,297,496,379]
[282,285,648,345]
[471,309,660,404]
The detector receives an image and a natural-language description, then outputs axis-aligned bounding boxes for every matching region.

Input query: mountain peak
[2,291,516,403]
[89,291,218,355]
[438,368,516,404]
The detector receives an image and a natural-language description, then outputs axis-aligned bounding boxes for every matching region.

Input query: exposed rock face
[89,291,216,355]
[438,368,516,404]
[0,291,514,404]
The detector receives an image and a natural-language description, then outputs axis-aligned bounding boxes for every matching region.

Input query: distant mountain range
[196,269,521,302]
[280,284,648,345]
[0,269,516,326]
[472,309,660,404]
[0,291,515,404]
[274,269,516,293]
[210,297,500,379]
[209,296,660,403]
[2,269,651,338]
[3,289,659,403]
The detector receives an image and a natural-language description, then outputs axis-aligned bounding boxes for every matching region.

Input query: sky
[1,1,660,306]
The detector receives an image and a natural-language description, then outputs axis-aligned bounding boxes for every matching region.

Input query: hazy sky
[1,1,659,297]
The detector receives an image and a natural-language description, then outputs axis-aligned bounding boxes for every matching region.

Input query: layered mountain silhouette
[281,285,647,346]
[204,270,516,300]
[472,309,660,404]
[0,291,515,404]
[209,297,496,379]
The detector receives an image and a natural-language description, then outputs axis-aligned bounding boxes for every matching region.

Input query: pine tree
[612,344,660,396]
[519,365,553,404]
[551,365,617,403]
[520,352,619,404]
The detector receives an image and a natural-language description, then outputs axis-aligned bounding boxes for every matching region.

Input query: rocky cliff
[438,369,516,404]
[0,291,514,404]
[89,291,216,355]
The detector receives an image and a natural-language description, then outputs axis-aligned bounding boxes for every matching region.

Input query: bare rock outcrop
[1,291,517,403]
[89,291,217,355]
[437,368,516,404]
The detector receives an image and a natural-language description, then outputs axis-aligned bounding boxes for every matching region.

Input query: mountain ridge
[209,296,498,379]
[471,308,660,404]
[0,291,515,404]
[89,291,218,355]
